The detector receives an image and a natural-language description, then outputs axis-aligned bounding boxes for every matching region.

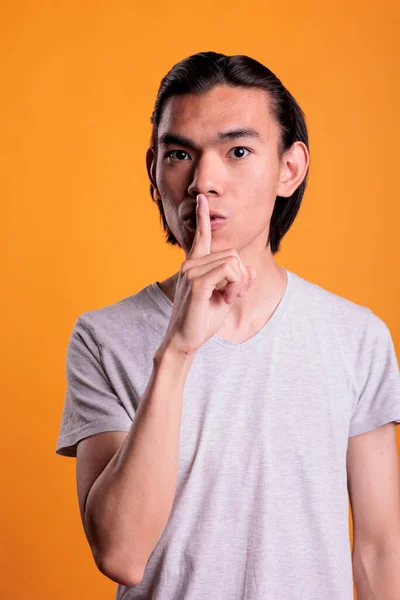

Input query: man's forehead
[162,84,268,115]
[157,87,271,147]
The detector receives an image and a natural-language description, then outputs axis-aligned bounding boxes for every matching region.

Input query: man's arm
[347,422,400,599]
[79,342,194,587]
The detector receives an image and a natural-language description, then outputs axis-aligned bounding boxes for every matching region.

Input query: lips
[184,215,228,232]
[209,210,227,219]
[184,215,226,225]
[183,209,227,221]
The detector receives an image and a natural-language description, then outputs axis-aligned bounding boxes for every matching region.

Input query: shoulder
[73,284,162,342]
[287,270,396,361]
[290,270,374,329]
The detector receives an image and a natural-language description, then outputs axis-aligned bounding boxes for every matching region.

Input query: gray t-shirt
[55,267,400,600]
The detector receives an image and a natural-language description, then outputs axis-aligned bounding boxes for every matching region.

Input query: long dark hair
[149,51,310,254]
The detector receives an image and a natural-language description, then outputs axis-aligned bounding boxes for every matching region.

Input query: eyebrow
[158,127,262,150]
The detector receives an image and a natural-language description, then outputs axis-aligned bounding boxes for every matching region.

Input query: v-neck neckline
[147,267,296,351]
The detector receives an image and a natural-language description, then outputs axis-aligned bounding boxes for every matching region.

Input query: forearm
[84,343,194,585]
[353,545,400,600]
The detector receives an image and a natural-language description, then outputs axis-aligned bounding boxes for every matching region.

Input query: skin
[146,84,309,338]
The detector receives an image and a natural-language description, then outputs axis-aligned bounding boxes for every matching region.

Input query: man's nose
[188,154,224,198]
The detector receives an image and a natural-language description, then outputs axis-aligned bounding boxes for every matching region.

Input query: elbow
[83,513,145,586]
[95,550,144,587]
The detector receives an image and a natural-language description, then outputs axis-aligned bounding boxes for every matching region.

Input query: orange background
[1,1,399,598]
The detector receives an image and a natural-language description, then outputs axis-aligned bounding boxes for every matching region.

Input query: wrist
[154,338,195,367]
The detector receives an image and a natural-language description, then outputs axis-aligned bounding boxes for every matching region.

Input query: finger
[247,266,257,284]
[237,266,257,297]
[185,256,240,283]
[194,251,251,294]
[222,257,252,294]
[202,248,250,291]
[193,261,242,303]
[188,193,211,259]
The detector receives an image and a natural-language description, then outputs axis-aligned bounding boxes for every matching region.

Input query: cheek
[239,155,278,189]
[156,166,168,195]
[162,202,179,229]
[156,156,173,192]
[239,183,277,228]
[242,172,276,209]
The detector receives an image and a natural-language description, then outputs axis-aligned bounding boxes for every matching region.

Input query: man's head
[146,51,310,256]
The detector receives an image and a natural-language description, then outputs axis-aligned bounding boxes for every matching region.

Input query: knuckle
[225,262,237,278]
[226,255,241,275]
[226,255,239,266]
[185,269,194,282]
[228,248,240,258]
[180,261,190,275]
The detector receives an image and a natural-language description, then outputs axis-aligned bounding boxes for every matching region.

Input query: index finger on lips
[188,193,211,259]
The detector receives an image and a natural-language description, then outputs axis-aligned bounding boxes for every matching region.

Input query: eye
[165,150,190,161]
[165,147,252,162]
[228,146,252,159]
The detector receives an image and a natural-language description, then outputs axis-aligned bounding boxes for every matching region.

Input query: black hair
[148,51,310,254]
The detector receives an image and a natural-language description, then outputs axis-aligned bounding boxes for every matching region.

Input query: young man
[56,52,400,600]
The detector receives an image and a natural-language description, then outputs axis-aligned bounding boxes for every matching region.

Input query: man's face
[150,84,284,255]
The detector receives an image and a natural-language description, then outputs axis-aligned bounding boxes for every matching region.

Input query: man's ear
[146,146,159,195]
[276,141,309,198]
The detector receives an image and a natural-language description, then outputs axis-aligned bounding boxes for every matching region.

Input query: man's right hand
[161,193,257,357]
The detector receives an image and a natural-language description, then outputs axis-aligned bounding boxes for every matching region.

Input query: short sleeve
[349,310,400,437]
[55,316,133,457]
